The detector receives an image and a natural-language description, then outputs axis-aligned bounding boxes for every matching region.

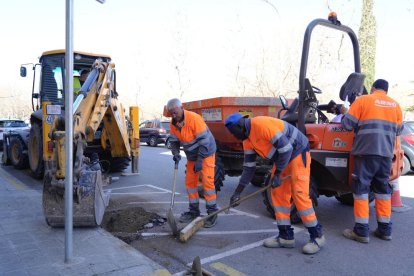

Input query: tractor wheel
[10,137,28,170]
[28,122,44,179]
[148,136,157,147]
[335,191,375,206]
[262,175,318,224]
[402,155,410,175]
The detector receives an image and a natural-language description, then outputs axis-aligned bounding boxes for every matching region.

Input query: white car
[0,119,30,150]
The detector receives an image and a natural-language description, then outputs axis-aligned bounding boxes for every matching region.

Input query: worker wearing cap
[341,79,403,243]
[225,113,325,254]
[166,98,219,228]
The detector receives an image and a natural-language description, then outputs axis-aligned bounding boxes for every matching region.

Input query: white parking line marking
[184,226,304,266]
[104,184,180,194]
[146,184,180,194]
[142,226,303,238]
[229,209,260,218]
[127,201,189,204]
[160,151,187,158]
[110,192,170,195]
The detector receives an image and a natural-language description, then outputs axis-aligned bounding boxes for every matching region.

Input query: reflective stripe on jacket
[341,90,403,158]
[170,110,216,160]
[238,116,309,185]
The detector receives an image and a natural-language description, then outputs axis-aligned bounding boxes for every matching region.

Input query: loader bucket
[42,170,110,227]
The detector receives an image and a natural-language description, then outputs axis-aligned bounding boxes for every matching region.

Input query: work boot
[179,211,200,223]
[204,214,218,228]
[263,237,295,248]
[343,229,369,243]
[374,229,392,241]
[302,235,326,254]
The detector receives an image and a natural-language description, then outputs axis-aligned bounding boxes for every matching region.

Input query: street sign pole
[64,0,74,263]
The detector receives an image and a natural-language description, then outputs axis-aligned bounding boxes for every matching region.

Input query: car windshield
[161,122,170,131]
[403,122,414,134]
[0,120,27,127]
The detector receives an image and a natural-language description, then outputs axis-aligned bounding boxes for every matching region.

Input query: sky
[1,0,413,120]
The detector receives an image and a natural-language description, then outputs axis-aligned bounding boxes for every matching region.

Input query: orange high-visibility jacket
[342,89,403,158]
[239,116,309,186]
[170,110,216,161]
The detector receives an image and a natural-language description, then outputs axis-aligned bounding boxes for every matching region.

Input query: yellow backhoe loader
[16,50,140,227]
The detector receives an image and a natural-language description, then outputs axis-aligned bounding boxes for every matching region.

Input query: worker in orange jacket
[225,113,325,254]
[341,79,403,243]
[167,98,218,228]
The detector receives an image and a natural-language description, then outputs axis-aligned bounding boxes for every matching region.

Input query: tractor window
[40,55,64,106]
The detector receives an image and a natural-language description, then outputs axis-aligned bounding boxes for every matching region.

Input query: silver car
[0,119,30,150]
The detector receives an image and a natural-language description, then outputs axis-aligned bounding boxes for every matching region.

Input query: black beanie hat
[372,79,389,92]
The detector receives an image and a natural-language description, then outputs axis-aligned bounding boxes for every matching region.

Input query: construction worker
[166,98,219,228]
[225,113,325,254]
[341,79,403,242]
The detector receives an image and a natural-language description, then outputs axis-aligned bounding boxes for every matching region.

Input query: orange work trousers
[185,154,217,208]
[270,152,318,228]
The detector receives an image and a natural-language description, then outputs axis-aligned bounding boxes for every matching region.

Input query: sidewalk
[0,167,171,276]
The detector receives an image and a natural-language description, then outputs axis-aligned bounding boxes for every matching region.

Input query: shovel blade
[167,208,178,235]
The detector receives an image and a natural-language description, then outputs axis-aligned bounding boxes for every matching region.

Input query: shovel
[179,175,291,242]
[167,160,179,235]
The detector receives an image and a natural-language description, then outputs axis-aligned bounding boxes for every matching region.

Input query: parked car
[401,121,414,175]
[139,120,171,147]
[0,119,30,151]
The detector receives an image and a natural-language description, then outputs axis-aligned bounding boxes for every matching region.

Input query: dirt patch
[101,200,164,244]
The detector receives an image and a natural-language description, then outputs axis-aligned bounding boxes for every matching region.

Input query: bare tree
[358,0,376,87]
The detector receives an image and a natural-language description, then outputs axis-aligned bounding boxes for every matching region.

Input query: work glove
[229,183,245,207]
[173,154,181,163]
[193,158,203,172]
[230,193,241,207]
[271,173,281,188]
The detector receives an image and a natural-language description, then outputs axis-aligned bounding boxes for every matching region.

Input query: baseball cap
[225,112,243,129]
[372,79,388,92]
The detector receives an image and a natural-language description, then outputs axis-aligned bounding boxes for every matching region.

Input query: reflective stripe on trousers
[270,152,318,228]
[185,154,216,207]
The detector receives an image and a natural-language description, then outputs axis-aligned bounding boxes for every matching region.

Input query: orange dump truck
[182,96,284,189]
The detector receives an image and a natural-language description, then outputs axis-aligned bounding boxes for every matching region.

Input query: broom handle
[202,175,291,221]
[170,161,179,208]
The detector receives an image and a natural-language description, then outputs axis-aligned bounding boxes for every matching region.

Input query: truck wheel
[335,191,375,206]
[10,137,28,170]
[28,122,44,179]
[148,136,157,147]
[402,155,410,175]
[251,173,266,187]
[262,176,318,224]
[97,150,130,173]
[165,138,172,149]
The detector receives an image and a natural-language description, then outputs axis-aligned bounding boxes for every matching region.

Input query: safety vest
[342,90,403,158]
[170,110,216,161]
[243,116,309,172]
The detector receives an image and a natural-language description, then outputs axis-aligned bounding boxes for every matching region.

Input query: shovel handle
[170,162,179,207]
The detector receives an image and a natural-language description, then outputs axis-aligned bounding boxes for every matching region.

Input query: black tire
[9,137,28,170]
[262,175,318,224]
[402,155,410,175]
[335,191,375,206]
[98,150,130,173]
[251,173,266,187]
[28,122,44,179]
[165,138,172,149]
[148,136,157,147]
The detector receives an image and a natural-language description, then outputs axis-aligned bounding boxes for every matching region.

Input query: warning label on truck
[325,157,347,168]
[202,108,222,122]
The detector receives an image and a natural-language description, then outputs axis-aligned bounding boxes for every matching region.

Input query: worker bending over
[167,98,219,228]
[225,113,325,254]
[341,79,403,243]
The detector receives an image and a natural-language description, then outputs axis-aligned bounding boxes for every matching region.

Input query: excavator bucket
[42,170,110,227]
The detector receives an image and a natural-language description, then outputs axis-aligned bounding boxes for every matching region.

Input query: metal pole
[64,0,74,263]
